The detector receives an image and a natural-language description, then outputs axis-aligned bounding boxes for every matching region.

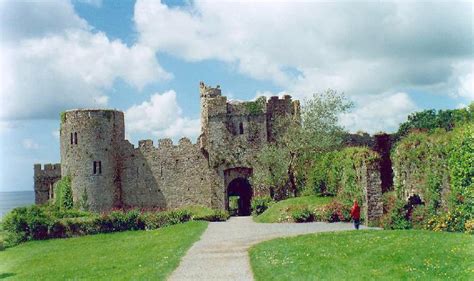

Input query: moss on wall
[307,147,380,205]
[244,96,266,115]
[54,176,73,211]
[392,123,473,230]
[60,112,66,123]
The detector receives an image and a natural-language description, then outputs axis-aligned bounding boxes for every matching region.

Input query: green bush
[142,210,191,230]
[380,200,411,230]
[315,200,352,222]
[396,104,473,138]
[291,208,314,223]
[2,205,53,245]
[195,210,229,222]
[251,196,273,215]
[411,205,430,230]
[425,206,472,233]
[2,205,195,247]
[54,176,73,210]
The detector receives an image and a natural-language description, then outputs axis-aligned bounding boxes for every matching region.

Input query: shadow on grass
[0,273,16,279]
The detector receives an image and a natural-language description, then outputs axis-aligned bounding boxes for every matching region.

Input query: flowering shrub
[464,219,474,234]
[291,208,314,223]
[425,207,471,233]
[314,201,351,222]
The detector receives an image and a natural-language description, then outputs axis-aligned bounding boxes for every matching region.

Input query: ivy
[60,111,66,123]
[448,124,474,215]
[392,123,474,231]
[54,176,74,211]
[244,96,266,115]
[307,147,379,206]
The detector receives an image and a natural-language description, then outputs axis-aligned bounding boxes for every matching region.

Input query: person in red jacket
[350,200,361,230]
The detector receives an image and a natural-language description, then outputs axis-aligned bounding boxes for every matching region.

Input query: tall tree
[252,89,353,198]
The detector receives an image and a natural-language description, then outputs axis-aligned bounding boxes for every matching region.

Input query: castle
[34,82,300,215]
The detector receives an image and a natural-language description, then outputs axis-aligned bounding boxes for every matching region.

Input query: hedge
[1,205,229,247]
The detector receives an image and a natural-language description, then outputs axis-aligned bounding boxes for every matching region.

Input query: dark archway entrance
[227,178,252,216]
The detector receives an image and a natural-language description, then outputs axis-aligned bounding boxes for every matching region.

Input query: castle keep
[34,82,300,214]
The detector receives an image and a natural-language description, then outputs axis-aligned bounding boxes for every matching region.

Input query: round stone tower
[60,109,124,212]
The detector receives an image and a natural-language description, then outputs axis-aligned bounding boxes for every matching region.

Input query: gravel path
[168,217,372,281]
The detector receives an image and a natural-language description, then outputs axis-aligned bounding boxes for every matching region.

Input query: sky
[0,0,472,191]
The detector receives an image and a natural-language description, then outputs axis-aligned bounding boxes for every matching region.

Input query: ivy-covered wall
[308,147,382,223]
[392,123,473,231]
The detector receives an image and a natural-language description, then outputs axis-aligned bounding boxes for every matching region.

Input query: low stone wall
[34,163,61,204]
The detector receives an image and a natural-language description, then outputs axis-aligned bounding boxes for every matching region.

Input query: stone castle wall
[120,137,216,210]
[33,82,383,221]
[34,163,61,204]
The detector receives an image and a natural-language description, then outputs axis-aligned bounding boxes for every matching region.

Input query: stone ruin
[34,82,383,223]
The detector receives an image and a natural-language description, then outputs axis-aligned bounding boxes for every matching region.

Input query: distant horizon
[0,189,34,193]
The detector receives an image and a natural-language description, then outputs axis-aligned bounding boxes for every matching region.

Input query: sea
[0,191,35,219]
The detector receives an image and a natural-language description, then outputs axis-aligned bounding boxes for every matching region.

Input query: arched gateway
[224,167,253,216]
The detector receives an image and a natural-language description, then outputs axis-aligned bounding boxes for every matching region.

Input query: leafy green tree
[396,102,473,137]
[252,89,353,198]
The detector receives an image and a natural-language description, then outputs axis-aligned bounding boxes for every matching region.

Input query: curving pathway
[168,217,374,281]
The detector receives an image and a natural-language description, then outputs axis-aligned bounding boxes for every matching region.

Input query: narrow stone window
[239,122,244,134]
[70,133,73,144]
[74,132,78,145]
[93,161,102,175]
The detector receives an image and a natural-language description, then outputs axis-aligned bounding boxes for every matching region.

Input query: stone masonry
[34,164,61,205]
[34,82,384,223]
[34,82,300,213]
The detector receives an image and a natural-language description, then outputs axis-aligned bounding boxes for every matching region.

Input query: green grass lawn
[254,195,333,223]
[0,221,207,280]
[250,230,474,280]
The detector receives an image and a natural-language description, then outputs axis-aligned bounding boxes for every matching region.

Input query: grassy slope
[250,230,474,281]
[0,221,207,280]
[254,196,333,223]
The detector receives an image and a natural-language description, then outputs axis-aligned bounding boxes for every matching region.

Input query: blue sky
[0,0,472,191]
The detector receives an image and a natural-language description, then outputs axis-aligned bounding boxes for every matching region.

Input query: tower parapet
[34,163,61,204]
[199,81,221,98]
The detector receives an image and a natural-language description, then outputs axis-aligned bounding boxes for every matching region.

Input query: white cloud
[22,138,40,150]
[52,129,60,140]
[76,0,103,8]
[0,1,170,120]
[125,90,200,139]
[458,72,474,101]
[0,0,88,42]
[134,0,472,132]
[339,92,418,134]
[134,1,472,96]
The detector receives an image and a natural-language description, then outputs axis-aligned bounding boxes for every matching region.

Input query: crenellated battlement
[35,81,301,213]
[34,163,61,173]
[136,137,198,151]
[34,163,61,205]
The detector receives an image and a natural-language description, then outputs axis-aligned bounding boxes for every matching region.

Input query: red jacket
[351,203,360,220]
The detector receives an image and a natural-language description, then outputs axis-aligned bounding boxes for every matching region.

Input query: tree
[252,89,353,198]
